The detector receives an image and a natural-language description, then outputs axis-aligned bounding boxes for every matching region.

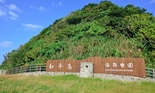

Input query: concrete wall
[80,62,93,78]
[16,71,155,82]
[153,69,155,79]
[0,70,6,75]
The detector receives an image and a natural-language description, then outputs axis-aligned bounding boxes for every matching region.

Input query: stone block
[0,70,6,75]
[80,62,94,78]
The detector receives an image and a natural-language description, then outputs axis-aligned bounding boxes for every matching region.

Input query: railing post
[16,67,17,74]
[20,66,22,73]
[36,65,37,72]
[153,69,155,79]
[30,65,31,72]
[40,66,41,71]
[21,66,23,73]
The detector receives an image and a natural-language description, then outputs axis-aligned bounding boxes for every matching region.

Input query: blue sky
[0,0,155,65]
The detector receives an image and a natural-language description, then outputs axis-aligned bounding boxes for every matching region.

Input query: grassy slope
[0,75,155,93]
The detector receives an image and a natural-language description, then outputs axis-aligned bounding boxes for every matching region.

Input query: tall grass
[54,35,143,60]
[0,74,155,93]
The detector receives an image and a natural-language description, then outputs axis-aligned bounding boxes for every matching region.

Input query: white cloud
[0,0,5,3]
[150,0,155,3]
[38,6,45,10]
[0,9,6,17]
[58,2,62,6]
[0,41,13,48]
[52,1,62,6]
[29,5,33,8]
[30,5,46,11]
[0,4,21,20]
[8,4,22,12]
[8,11,18,20]
[22,23,44,30]
[52,2,55,5]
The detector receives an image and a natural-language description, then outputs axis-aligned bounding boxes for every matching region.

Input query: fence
[5,65,155,79]
[4,57,155,79]
[6,65,46,74]
[146,68,155,78]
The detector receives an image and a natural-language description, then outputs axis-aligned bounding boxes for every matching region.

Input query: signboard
[46,60,80,72]
[46,57,146,77]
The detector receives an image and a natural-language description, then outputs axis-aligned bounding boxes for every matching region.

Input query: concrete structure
[16,71,155,82]
[0,70,6,75]
[153,70,155,79]
[80,62,93,78]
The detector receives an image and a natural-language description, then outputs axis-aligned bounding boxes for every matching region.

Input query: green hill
[1,1,155,69]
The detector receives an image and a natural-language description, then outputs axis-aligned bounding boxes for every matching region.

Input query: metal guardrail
[146,68,154,78]
[6,65,155,79]
[6,65,46,74]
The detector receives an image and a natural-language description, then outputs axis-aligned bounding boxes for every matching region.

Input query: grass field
[0,74,155,93]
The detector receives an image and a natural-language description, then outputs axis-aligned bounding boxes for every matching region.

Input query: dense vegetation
[1,1,155,69]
